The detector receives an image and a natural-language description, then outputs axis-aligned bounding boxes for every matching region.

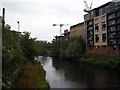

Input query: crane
[53,24,69,36]
[83,0,93,13]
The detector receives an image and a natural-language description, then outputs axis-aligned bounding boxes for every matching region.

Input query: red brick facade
[86,46,120,55]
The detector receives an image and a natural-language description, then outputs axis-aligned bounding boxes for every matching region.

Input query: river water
[36,56,120,88]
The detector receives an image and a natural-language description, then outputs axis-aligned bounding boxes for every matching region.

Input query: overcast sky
[0,0,111,42]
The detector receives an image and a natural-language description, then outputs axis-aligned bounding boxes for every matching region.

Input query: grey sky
[0,0,111,42]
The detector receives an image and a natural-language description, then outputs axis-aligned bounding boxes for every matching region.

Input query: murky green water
[36,56,120,88]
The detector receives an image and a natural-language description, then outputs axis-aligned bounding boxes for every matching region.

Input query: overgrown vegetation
[2,25,49,88]
[51,36,85,59]
[80,54,120,70]
[15,61,49,88]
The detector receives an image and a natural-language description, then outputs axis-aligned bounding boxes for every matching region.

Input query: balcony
[117,25,120,31]
[88,41,94,46]
[117,39,120,45]
[88,31,93,36]
[108,33,116,38]
[88,37,93,41]
[117,11,120,18]
[108,26,116,32]
[87,26,93,31]
[108,39,117,45]
[108,20,116,26]
[117,18,120,24]
[116,32,120,38]
[108,13,115,20]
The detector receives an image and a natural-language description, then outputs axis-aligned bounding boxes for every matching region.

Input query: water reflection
[38,56,120,88]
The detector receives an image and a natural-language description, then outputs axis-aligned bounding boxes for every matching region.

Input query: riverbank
[14,61,49,88]
[2,60,49,89]
[79,54,120,70]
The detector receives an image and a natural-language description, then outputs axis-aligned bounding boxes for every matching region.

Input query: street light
[17,21,20,32]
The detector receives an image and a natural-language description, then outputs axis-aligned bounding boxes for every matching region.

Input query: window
[102,33,107,42]
[102,21,106,30]
[95,34,99,43]
[94,18,98,21]
[95,24,99,32]
[101,15,106,19]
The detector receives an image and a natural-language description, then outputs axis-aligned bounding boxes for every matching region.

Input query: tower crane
[83,0,93,13]
[53,24,69,36]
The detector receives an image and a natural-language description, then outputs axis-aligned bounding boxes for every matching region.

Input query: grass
[79,54,120,70]
[15,61,49,89]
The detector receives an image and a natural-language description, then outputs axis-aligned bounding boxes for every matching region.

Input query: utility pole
[2,8,5,31]
[53,24,69,36]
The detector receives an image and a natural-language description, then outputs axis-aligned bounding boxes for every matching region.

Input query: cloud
[1,0,112,42]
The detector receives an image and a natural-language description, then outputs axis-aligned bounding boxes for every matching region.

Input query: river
[36,56,120,88]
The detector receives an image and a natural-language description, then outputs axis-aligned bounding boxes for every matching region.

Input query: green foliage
[80,54,120,70]
[20,32,39,60]
[2,29,19,48]
[52,36,85,59]
[35,41,48,56]
[2,25,50,88]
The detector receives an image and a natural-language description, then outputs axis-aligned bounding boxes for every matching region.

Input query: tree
[20,32,39,60]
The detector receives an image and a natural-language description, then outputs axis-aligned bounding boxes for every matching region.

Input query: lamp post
[17,21,20,32]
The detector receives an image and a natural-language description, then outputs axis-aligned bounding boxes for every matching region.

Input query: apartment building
[85,1,120,55]
[70,22,86,41]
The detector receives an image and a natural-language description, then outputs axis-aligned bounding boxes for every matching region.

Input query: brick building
[85,1,120,55]
[70,22,86,41]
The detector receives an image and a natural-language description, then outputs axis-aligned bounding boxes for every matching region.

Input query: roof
[70,22,84,29]
[90,1,111,12]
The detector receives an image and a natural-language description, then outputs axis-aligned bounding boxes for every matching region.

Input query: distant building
[70,22,86,41]
[54,35,64,41]
[85,1,120,55]
[63,29,70,41]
